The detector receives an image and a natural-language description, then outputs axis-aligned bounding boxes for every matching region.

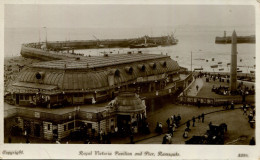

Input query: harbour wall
[215,36,255,44]
[20,45,80,61]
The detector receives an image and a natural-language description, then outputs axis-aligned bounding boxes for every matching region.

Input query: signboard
[86,113,92,119]
[136,77,143,82]
[34,112,40,118]
[148,75,155,81]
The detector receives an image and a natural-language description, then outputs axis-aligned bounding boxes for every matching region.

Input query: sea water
[4,26,255,73]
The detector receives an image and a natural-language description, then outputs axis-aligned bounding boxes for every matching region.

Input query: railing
[178,95,255,106]
[178,95,246,106]
[179,74,194,96]
[5,106,104,123]
[4,108,17,118]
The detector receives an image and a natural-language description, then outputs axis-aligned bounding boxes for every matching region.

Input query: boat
[227,63,231,65]
[250,71,255,73]
[218,62,222,64]
[211,65,218,68]
[129,36,158,48]
[219,68,224,71]
[194,67,203,71]
[237,70,242,73]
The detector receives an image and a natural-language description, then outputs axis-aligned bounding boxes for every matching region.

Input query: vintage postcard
[0,0,259,159]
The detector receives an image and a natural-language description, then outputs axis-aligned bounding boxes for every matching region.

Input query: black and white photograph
[1,0,259,159]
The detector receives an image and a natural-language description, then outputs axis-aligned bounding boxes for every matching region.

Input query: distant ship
[129,43,158,48]
[210,65,218,68]
[215,31,255,44]
[129,36,158,48]
[130,34,178,48]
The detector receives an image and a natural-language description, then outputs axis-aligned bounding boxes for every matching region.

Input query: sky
[4,4,255,29]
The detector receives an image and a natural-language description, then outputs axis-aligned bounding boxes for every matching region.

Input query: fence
[178,95,253,106]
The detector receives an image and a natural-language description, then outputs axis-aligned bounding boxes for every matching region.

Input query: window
[48,124,51,130]
[64,125,67,131]
[24,95,29,100]
[74,93,83,97]
[19,95,24,100]
[15,117,19,123]
[68,122,74,130]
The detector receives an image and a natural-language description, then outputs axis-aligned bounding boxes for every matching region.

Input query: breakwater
[215,35,255,44]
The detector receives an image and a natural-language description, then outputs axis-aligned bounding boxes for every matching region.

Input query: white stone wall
[57,120,75,140]
[43,121,53,140]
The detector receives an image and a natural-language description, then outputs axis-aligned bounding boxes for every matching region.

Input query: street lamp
[42,27,47,43]
[74,106,80,131]
[191,51,193,72]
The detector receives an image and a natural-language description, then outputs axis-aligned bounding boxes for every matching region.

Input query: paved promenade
[187,78,204,96]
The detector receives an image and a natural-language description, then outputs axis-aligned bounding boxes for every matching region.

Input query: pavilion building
[5,52,190,141]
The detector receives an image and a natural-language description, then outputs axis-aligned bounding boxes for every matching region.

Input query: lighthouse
[230,30,237,92]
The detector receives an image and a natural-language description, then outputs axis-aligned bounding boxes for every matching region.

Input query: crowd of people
[240,103,255,129]
[159,113,208,144]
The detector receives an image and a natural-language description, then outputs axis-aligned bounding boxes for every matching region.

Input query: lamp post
[191,51,193,72]
[74,106,80,131]
[42,27,47,44]
[38,29,41,44]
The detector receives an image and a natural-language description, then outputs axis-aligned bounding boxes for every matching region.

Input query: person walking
[230,101,234,110]
[192,116,195,127]
[198,115,201,122]
[186,120,190,130]
[208,122,212,130]
[196,85,199,91]
[249,137,255,145]
[114,126,118,136]
[158,122,163,134]
[162,135,167,144]
[177,114,181,123]
[155,122,159,133]
[201,113,205,123]
[168,125,173,135]
[130,134,134,144]
[172,123,177,133]
[197,100,201,108]
[243,108,247,115]
[225,101,229,110]
[183,129,189,138]
[166,118,170,129]
[145,123,150,134]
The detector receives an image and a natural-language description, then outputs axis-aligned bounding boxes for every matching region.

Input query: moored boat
[211,65,218,68]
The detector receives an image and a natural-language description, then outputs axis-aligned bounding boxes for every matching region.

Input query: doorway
[16,94,19,105]
[117,115,131,136]
[34,123,41,137]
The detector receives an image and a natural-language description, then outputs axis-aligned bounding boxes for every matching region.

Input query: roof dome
[114,92,146,114]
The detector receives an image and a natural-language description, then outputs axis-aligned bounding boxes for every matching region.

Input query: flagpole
[191,51,193,72]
